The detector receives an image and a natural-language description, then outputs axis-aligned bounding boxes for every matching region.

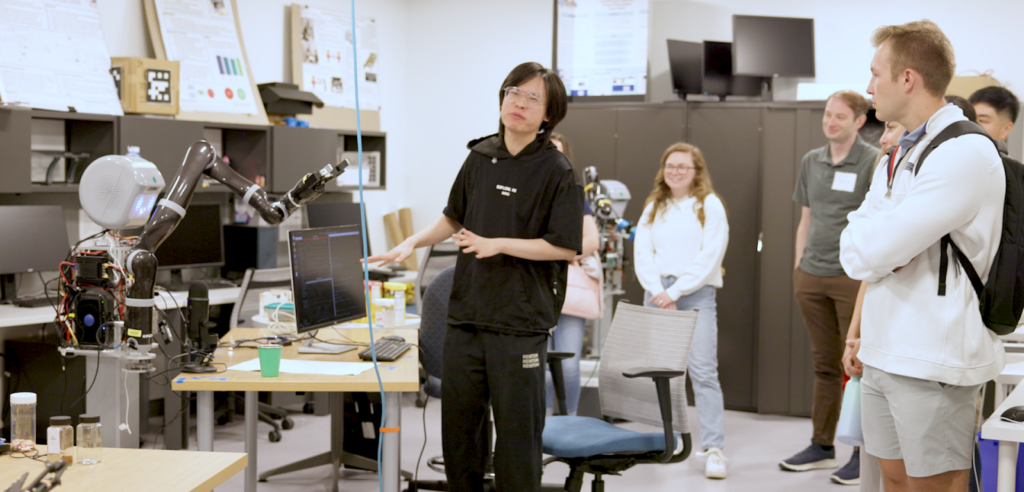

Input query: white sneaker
[705,447,727,479]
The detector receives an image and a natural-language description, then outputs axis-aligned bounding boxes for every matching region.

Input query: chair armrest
[622,367,686,379]
[622,366,686,462]
[547,351,575,361]
[546,352,576,416]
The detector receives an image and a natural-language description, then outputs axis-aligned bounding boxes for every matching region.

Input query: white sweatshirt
[839,105,1006,386]
[633,194,729,300]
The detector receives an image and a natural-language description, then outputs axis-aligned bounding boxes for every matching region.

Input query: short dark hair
[969,86,1019,123]
[944,95,977,123]
[498,62,568,134]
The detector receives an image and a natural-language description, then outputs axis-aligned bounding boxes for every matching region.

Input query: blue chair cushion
[543,416,666,458]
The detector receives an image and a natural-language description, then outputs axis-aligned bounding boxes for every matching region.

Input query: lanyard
[885,145,900,198]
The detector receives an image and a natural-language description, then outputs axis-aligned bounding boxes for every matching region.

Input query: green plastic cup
[258,344,283,377]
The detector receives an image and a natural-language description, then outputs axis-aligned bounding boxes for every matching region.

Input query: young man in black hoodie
[368,62,583,492]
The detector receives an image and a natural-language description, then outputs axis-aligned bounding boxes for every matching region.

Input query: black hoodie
[442,132,584,335]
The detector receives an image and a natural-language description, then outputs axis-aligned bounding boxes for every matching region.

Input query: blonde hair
[871,20,955,97]
[827,90,870,118]
[643,142,720,226]
[550,132,574,161]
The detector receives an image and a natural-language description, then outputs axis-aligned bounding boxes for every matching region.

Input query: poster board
[289,4,380,132]
[143,0,269,125]
[0,0,123,115]
[555,0,650,98]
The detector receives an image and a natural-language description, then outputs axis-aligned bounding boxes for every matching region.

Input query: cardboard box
[110,57,179,115]
[946,75,1000,99]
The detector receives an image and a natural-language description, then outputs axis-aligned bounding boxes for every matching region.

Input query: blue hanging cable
[348,1,387,491]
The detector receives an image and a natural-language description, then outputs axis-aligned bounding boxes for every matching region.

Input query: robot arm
[122,140,347,350]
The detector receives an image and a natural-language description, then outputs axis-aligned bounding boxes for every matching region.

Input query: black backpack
[912,120,1024,336]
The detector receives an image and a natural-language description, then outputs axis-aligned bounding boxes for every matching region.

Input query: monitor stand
[180,361,218,373]
[297,331,359,354]
[1,274,16,302]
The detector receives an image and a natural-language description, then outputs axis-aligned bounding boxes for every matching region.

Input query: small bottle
[76,415,102,465]
[373,298,395,328]
[47,416,74,465]
[384,282,407,324]
[10,392,36,452]
[125,145,142,158]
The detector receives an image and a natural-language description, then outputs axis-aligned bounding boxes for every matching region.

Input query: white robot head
[79,155,165,229]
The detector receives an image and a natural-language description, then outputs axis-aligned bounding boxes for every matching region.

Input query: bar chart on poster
[146,0,264,121]
[293,4,380,111]
[0,0,123,114]
[556,0,649,98]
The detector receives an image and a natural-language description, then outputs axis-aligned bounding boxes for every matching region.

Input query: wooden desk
[173,327,418,492]
[0,448,245,492]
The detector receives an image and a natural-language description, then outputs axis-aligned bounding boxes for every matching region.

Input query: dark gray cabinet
[270,126,338,193]
[118,117,204,184]
[687,104,762,411]
[0,109,31,193]
[558,100,837,416]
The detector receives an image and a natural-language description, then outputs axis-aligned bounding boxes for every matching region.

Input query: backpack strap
[911,120,994,297]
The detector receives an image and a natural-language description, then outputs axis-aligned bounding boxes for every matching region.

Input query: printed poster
[299,5,379,111]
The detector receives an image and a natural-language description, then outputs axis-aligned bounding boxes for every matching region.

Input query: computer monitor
[156,204,225,270]
[666,39,703,98]
[305,202,370,252]
[288,224,367,334]
[150,204,224,291]
[732,15,815,78]
[703,41,766,98]
[0,205,71,300]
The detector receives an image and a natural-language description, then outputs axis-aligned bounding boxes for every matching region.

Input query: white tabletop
[983,377,1024,442]
[0,287,240,329]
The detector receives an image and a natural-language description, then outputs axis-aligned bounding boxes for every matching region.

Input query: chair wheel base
[269,431,281,442]
[282,417,295,430]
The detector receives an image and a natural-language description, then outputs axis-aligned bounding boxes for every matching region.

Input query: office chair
[218,267,295,442]
[413,242,460,408]
[543,301,696,492]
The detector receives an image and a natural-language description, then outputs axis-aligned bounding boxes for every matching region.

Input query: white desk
[0,287,240,328]
[983,381,1024,492]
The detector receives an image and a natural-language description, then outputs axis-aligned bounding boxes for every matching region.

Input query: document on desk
[227,359,375,376]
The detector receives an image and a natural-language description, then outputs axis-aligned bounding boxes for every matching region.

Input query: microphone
[181,280,216,373]
[187,281,209,342]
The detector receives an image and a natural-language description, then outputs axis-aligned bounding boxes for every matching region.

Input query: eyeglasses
[504,86,545,109]
[665,165,695,174]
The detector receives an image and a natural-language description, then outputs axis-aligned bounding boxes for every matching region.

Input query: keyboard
[358,339,412,361]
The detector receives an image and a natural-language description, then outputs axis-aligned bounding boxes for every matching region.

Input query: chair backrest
[413,242,459,308]
[229,267,293,330]
[599,301,698,435]
[419,265,455,385]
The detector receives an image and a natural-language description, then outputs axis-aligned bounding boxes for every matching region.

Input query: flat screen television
[732,15,815,78]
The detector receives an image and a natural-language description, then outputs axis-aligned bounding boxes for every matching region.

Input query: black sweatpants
[441,324,548,492]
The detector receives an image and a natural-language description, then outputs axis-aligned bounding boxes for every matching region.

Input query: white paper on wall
[299,5,380,111]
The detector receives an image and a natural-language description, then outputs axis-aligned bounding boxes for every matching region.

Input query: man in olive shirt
[781,90,879,486]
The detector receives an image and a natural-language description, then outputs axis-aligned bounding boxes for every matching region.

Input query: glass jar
[10,392,36,452]
[76,415,102,465]
[373,298,395,328]
[47,416,74,465]
[384,282,407,324]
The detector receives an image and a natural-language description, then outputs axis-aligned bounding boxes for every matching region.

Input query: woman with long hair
[546,132,600,416]
[634,142,729,479]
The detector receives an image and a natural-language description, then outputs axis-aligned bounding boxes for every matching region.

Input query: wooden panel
[687,105,761,411]
[555,105,616,181]
[118,116,205,184]
[270,126,338,192]
[0,110,32,193]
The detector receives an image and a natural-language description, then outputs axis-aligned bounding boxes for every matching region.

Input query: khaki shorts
[861,365,981,478]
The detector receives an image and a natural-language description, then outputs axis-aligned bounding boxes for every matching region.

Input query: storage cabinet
[558,100,837,416]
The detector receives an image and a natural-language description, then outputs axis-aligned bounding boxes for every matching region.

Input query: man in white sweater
[840,20,1005,492]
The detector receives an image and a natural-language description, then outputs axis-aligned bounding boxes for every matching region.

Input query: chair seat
[543,416,666,458]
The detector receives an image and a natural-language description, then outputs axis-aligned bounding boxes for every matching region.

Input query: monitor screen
[288,225,367,333]
[305,202,370,252]
[703,41,765,97]
[155,204,225,269]
[732,15,815,78]
[666,39,703,96]
[0,205,70,275]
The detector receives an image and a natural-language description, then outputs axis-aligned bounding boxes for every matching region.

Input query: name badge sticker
[832,172,857,193]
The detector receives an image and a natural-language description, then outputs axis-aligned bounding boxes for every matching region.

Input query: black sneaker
[779,441,839,472]
[830,449,860,485]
